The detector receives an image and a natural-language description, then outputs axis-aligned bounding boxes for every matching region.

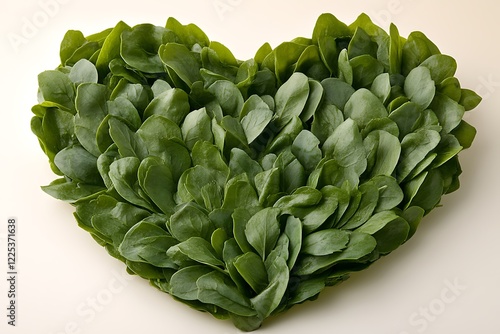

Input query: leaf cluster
[31,13,480,331]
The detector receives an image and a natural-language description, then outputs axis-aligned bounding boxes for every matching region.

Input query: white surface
[1,0,499,333]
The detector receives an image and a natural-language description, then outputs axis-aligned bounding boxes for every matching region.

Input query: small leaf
[197,271,257,316]
[234,252,269,294]
[119,222,177,268]
[274,72,310,128]
[177,237,224,268]
[245,208,281,260]
[302,229,349,256]
[170,266,214,300]
[404,66,436,110]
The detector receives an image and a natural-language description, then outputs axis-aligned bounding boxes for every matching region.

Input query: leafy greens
[31,13,481,331]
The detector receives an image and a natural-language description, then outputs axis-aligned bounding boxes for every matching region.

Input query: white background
[1,0,499,333]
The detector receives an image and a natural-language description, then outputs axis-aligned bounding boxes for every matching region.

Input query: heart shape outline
[30,13,480,331]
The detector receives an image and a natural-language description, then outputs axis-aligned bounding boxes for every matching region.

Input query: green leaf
[348,26,378,59]
[166,17,209,49]
[170,202,215,242]
[59,30,87,65]
[95,21,131,77]
[389,23,402,75]
[408,169,444,212]
[109,117,147,159]
[291,130,322,172]
[177,237,224,268]
[181,108,213,150]
[311,103,344,144]
[364,130,401,177]
[295,232,377,275]
[284,216,302,270]
[118,221,177,267]
[91,200,150,246]
[388,102,421,139]
[320,77,355,110]
[39,108,75,159]
[429,93,465,133]
[370,73,391,104]
[170,266,214,300]
[356,211,410,254]
[191,140,229,175]
[41,178,104,203]
[222,178,260,211]
[240,105,273,144]
[338,49,353,85]
[121,24,175,73]
[371,175,404,212]
[420,54,457,84]
[350,54,384,88]
[228,148,263,187]
[68,59,98,85]
[211,228,228,259]
[301,79,324,122]
[312,13,351,44]
[143,88,190,125]
[459,89,482,111]
[110,80,150,112]
[108,157,154,211]
[404,66,436,110]
[251,256,288,319]
[340,181,379,230]
[254,168,281,206]
[396,130,441,182]
[302,229,349,256]
[208,80,244,118]
[273,186,322,210]
[159,43,201,88]
[274,72,310,128]
[234,252,269,294]
[401,31,440,76]
[107,97,142,130]
[54,145,101,185]
[451,120,476,149]
[197,271,257,316]
[300,186,342,233]
[344,88,387,129]
[75,83,108,157]
[138,157,176,215]
[38,70,75,112]
[322,118,367,186]
[245,208,281,260]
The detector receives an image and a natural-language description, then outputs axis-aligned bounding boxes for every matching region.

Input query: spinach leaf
[197,271,257,316]
[244,208,281,260]
[119,221,177,267]
[170,265,214,300]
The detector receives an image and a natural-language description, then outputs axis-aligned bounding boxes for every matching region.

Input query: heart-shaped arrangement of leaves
[31,13,480,331]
